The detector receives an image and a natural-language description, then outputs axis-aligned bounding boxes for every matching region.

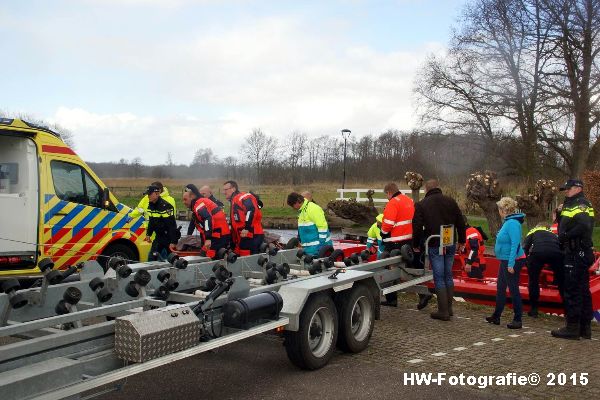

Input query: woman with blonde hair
[486,197,526,329]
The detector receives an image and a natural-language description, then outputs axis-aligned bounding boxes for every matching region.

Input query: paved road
[93,295,599,400]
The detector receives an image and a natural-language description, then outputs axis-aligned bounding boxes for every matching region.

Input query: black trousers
[527,252,563,307]
[563,250,594,324]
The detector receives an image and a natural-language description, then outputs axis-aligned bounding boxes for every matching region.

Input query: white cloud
[8,7,450,164]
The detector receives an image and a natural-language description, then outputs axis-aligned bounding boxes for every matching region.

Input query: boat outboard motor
[222,291,283,329]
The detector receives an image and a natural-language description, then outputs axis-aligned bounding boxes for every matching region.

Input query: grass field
[104,177,599,245]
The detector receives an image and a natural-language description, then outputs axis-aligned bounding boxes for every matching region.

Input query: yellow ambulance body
[0,118,150,278]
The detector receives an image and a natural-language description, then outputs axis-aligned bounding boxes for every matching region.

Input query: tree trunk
[466,171,503,237]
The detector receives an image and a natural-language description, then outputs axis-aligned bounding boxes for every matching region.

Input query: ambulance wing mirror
[102,187,111,209]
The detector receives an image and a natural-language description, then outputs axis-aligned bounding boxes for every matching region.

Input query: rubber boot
[381,292,398,307]
[527,305,538,318]
[430,288,450,321]
[447,286,454,317]
[417,293,433,310]
[551,322,580,340]
[580,322,592,340]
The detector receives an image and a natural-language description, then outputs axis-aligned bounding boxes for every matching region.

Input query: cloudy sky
[1,0,465,164]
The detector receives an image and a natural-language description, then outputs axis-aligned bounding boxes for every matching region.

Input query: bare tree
[538,0,600,176]
[241,128,278,184]
[191,147,215,166]
[286,131,307,184]
[415,0,549,176]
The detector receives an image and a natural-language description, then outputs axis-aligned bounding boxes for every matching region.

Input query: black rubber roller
[55,299,70,315]
[108,256,126,270]
[380,251,391,259]
[38,258,55,273]
[296,249,305,259]
[226,252,238,264]
[63,287,82,305]
[125,281,140,297]
[1,278,21,294]
[165,278,179,291]
[157,270,170,282]
[167,253,180,265]
[360,250,371,261]
[349,253,360,265]
[389,249,401,257]
[304,254,314,264]
[257,255,268,267]
[9,293,28,309]
[155,286,170,300]
[328,249,345,262]
[89,277,104,291]
[133,270,151,286]
[46,270,64,285]
[343,257,353,267]
[268,245,279,256]
[96,287,112,303]
[259,242,269,253]
[216,248,228,260]
[174,258,188,269]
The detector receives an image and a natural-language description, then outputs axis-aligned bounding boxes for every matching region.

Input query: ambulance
[0,118,150,279]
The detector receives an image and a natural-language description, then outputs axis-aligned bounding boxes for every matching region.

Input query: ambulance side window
[51,161,101,208]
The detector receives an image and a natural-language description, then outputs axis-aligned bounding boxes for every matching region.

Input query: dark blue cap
[559,179,584,191]
[144,185,161,195]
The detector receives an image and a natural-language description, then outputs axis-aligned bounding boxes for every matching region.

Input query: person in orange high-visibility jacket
[181,187,231,259]
[379,182,416,307]
[222,180,265,256]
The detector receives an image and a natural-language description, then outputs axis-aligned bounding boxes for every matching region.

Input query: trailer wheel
[284,293,338,370]
[337,285,375,353]
[99,243,136,273]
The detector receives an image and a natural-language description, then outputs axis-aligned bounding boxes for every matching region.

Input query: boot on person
[551,322,580,340]
[417,293,432,310]
[447,286,454,317]
[580,322,592,340]
[527,300,538,318]
[430,288,450,321]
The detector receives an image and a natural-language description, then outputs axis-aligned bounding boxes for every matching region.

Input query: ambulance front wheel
[99,243,137,273]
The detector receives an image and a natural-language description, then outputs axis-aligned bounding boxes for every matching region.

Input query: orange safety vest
[230,191,264,242]
[381,192,414,243]
[192,197,230,257]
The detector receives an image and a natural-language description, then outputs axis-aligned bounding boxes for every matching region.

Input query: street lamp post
[341,129,351,190]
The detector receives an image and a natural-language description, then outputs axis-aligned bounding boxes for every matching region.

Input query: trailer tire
[336,285,375,353]
[99,243,136,273]
[284,293,338,370]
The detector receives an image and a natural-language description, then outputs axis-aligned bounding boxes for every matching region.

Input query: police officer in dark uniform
[523,223,563,317]
[551,179,595,340]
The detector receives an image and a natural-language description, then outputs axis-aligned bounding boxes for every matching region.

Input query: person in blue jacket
[486,197,526,329]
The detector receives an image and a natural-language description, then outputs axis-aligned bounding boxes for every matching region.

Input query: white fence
[336,188,424,203]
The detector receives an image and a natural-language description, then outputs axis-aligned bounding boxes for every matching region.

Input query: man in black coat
[413,179,466,321]
[523,224,563,317]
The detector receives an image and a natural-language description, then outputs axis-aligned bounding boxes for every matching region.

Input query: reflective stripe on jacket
[380,192,414,243]
[367,221,383,257]
[297,199,332,255]
[229,191,264,243]
[465,226,486,266]
[191,197,230,242]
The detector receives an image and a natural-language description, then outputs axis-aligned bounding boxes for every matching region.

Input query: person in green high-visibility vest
[287,192,332,256]
[366,214,384,258]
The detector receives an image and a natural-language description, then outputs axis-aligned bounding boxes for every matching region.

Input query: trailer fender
[278,269,374,331]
